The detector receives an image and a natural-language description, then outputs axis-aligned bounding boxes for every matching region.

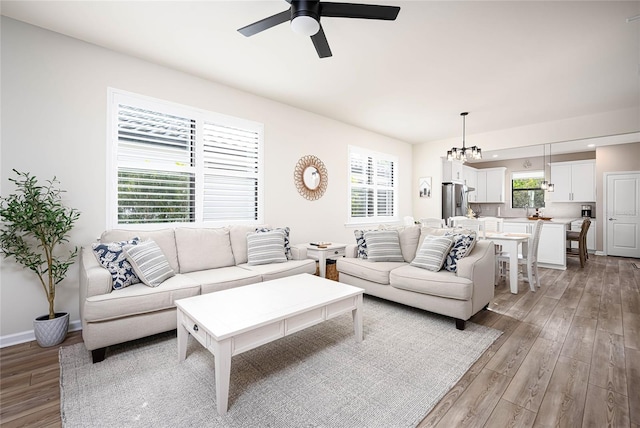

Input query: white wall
[0,18,413,339]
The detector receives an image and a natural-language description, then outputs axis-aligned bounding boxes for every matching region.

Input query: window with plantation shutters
[348,146,398,224]
[109,90,263,228]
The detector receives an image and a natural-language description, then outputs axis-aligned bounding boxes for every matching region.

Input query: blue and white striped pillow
[247,230,287,265]
[363,230,404,262]
[410,235,454,271]
[123,240,175,287]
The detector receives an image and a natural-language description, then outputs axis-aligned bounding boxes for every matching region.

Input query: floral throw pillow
[443,231,477,272]
[92,237,141,290]
[353,229,373,259]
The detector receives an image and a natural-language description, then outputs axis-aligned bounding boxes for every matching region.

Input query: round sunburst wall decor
[294,155,328,200]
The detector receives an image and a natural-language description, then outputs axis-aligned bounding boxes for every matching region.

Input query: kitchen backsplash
[470,201,595,219]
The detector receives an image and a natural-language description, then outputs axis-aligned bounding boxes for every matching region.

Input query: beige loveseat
[79,225,316,363]
[336,225,495,330]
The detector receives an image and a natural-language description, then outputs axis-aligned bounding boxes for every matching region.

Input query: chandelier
[540,143,555,192]
[447,112,481,162]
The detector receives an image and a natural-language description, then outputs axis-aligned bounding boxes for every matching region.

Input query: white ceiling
[2,1,639,145]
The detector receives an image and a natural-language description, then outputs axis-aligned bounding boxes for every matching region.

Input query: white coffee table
[175,273,364,415]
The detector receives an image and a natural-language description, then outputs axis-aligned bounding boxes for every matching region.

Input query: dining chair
[497,219,543,292]
[480,217,503,234]
[566,218,591,268]
[420,218,446,228]
[454,218,483,235]
[449,216,473,228]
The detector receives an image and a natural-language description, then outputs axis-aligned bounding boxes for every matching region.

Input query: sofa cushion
[91,238,141,290]
[336,257,407,285]
[101,229,179,272]
[411,235,454,271]
[123,240,175,287]
[184,266,262,294]
[247,230,287,265]
[83,274,200,322]
[175,227,235,273]
[398,225,421,262]
[240,259,317,282]
[229,224,269,265]
[363,230,404,262]
[443,231,477,272]
[390,264,473,301]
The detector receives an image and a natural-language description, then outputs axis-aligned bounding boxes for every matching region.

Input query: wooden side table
[306,243,347,278]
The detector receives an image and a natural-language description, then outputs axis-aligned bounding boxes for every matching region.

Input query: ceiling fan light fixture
[290,15,320,36]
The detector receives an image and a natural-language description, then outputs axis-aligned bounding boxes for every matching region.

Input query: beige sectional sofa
[79,225,315,363]
[337,225,495,330]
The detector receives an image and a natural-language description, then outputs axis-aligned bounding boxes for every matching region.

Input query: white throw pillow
[363,230,404,262]
[123,240,175,287]
[410,235,454,271]
[247,230,287,266]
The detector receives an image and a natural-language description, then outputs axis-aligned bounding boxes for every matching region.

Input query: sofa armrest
[456,240,495,313]
[456,240,493,280]
[344,244,358,258]
[79,247,112,300]
[291,244,308,260]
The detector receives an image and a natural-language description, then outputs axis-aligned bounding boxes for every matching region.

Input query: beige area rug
[60,297,501,428]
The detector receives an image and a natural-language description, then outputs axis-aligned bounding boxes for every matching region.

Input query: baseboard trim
[0,319,82,348]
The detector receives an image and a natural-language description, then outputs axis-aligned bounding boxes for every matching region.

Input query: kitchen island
[481,217,581,270]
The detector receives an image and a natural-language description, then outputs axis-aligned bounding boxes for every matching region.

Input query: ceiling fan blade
[238,9,291,37]
[320,2,400,20]
[311,26,332,58]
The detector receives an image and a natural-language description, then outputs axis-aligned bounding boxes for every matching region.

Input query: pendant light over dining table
[447,112,482,163]
[541,143,554,192]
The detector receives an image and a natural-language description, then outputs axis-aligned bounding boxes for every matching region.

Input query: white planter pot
[33,312,69,347]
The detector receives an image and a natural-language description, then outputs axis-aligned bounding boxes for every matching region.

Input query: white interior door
[606,172,640,258]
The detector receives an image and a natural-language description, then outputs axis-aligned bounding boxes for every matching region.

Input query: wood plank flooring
[1,254,638,427]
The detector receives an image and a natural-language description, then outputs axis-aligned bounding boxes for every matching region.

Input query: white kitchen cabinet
[502,222,529,234]
[463,165,477,202]
[476,167,506,203]
[537,223,566,266]
[501,220,568,269]
[570,219,596,252]
[442,159,464,183]
[549,160,595,202]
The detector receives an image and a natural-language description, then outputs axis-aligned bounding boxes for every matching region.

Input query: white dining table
[484,232,531,294]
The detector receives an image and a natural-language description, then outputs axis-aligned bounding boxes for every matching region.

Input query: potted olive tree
[0,169,80,347]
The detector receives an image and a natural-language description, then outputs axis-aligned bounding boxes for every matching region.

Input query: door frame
[602,170,640,256]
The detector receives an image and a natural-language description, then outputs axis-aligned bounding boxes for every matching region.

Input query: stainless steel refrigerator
[442,182,469,220]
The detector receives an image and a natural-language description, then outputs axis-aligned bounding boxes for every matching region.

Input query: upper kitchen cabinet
[463,166,478,202]
[476,167,506,203]
[442,159,464,183]
[549,160,595,202]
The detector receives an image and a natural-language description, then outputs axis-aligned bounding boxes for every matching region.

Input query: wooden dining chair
[497,219,543,292]
[566,218,591,268]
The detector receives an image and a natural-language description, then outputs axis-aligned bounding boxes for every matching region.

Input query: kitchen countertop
[481,217,582,225]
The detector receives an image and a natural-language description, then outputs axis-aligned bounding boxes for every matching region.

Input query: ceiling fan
[237,0,401,58]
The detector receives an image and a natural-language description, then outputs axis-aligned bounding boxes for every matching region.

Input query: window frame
[107,88,264,229]
[511,170,546,209]
[347,145,399,225]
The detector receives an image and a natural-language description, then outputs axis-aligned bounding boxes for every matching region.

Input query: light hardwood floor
[1,254,638,427]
